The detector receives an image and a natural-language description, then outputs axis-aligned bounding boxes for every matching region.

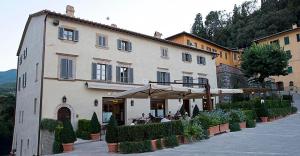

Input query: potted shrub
[90,112,101,140]
[229,110,246,129]
[61,120,77,152]
[219,110,230,133]
[206,111,221,136]
[105,115,118,152]
[259,104,269,122]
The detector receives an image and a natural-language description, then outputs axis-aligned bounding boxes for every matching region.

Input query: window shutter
[117,40,122,50]
[92,63,97,80]
[58,27,64,39]
[98,36,102,46]
[203,57,206,65]
[60,59,68,79]
[182,53,185,61]
[24,72,27,88]
[106,65,112,81]
[74,30,79,42]
[68,60,73,79]
[116,66,121,82]
[128,42,132,52]
[189,54,192,62]
[197,56,200,64]
[128,68,134,83]
[103,36,106,47]
[157,71,161,84]
[166,72,170,85]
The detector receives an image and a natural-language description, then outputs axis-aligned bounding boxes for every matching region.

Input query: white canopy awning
[211,88,243,95]
[86,82,141,91]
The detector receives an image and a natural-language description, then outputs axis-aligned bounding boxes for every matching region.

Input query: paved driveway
[56,94,300,156]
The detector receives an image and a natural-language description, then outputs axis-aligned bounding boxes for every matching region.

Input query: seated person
[148,113,155,120]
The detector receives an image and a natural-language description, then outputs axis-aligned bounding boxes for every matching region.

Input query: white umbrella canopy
[210,88,243,95]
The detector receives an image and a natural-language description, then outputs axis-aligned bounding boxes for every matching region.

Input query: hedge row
[218,99,291,110]
[40,119,62,132]
[268,107,296,118]
[117,120,183,142]
[119,140,152,153]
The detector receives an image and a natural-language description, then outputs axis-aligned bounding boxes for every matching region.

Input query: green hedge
[164,135,179,148]
[119,140,152,153]
[243,110,257,120]
[246,119,256,128]
[229,122,241,132]
[76,119,91,140]
[40,119,62,132]
[218,99,291,110]
[268,107,293,118]
[117,120,183,142]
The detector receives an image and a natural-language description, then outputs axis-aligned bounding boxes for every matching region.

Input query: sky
[0,0,258,71]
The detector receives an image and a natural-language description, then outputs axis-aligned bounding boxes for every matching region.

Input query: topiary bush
[52,125,63,154]
[192,105,200,118]
[119,140,152,153]
[105,115,118,143]
[90,112,101,134]
[61,120,76,144]
[229,122,241,132]
[164,135,179,148]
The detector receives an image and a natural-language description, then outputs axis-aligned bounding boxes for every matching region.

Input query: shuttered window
[22,73,27,88]
[183,76,193,87]
[60,58,74,80]
[157,71,170,85]
[92,63,112,81]
[197,56,206,65]
[18,77,21,91]
[117,39,132,52]
[182,53,192,62]
[98,35,107,47]
[198,78,208,88]
[116,66,133,83]
[297,34,300,42]
[58,27,79,42]
[288,66,293,74]
[284,36,290,45]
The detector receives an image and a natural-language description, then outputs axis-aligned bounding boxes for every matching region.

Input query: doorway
[102,98,125,125]
[183,99,190,116]
[57,107,71,122]
[150,99,166,117]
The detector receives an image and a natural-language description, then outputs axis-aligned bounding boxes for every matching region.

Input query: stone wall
[217,64,248,102]
[40,130,55,155]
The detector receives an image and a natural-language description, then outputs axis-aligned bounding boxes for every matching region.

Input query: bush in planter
[76,119,91,140]
[119,140,152,153]
[246,119,256,128]
[291,106,298,114]
[52,125,63,154]
[156,138,162,149]
[61,120,77,144]
[257,103,269,117]
[194,114,210,129]
[90,112,101,134]
[192,105,200,118]
[229,122,241,132]
[243,110,257,120]
[106,115,118,143]
[164,135,179,148]
[229,110,246,123]
[183,120,205,141]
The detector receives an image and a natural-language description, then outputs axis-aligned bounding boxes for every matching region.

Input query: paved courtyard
[56,94,300,156]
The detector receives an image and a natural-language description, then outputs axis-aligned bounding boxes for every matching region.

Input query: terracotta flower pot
[90,133,100,141]
[182,136,189,144]
[260,117,268,122]
[219,123,229,132]
[176,135,182,144]
[268,117,275,122]
[62,143,73,152]
[107,143,118,153]
[239,122,246,129]
[208,125,220,136]
[151,139,157,151]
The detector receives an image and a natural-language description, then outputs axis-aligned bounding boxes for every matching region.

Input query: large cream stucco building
[12,6,219,155]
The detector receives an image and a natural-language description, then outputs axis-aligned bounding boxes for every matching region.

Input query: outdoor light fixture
[193,98,195,102]
[94,99,98,106]
[62,96,67,103]
[179,98,182,102]
[131,100,134,106]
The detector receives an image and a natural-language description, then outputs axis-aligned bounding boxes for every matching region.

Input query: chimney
[154,31,162,38]
[66,5,75,17]
[292,24,298,29]
[111,24,117,28]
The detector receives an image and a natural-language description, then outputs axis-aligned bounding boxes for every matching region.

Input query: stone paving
[56,94,300,156]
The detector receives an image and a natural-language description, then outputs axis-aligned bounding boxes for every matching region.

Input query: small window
[212,49,217,53]
[117,39,132,52]
[183,76,193,87]
[201,45,204,49]
[97,35,107,47]
[289,81,294,86]
[194,42,197,48]
[19,55,23,65]
[225,52,228,60]
[286,50,292,58]
[58,27,79,42]
[270,39,279,45]
[187,40,192,46]
[207,47,211,52]
[116,66,133,83]
[23,48,27,59]
[59,58,75,80]
[220,51,223,58]
[297,34,300,42]
[34,98,37,114]
[198,77,208,87]
[197,56,206,65]
[18,77,21,91]
[284,36,290,45]
[27,139,29,149]
[157,71,170,85]
[288,66,293,74]
[22,73,27,88]
[182,53,192,62]
[35,63,39,82]
[21,111,24,123]
[161,48,168,58]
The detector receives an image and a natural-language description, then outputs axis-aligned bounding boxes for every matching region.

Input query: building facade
[12,7,218,155]
[254,24,300,93]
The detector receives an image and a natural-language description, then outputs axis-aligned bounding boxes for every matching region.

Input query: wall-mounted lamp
[193,98,195,102]
[94,99,98,106]
[178,98,182,102]
[62,96,67,103]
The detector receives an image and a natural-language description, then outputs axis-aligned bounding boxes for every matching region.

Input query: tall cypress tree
[191,13,208,39]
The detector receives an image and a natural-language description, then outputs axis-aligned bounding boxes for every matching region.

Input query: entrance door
[150,99,166,117]
[183,100,190,116]
[57,107,71,122]
[102,98,125,125]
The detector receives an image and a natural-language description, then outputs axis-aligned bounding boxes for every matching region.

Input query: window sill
[118,49,132,53]
[161,56,169,59]
[58,78,76,81]
[183,61,192,63]
[95,45,109,50]
[59,39,78,44]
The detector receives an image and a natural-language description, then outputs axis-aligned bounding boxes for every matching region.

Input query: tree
[191,13,208,39]
[61,120,77,144]
[241,43,290,88]
[192,105,200,118]
[89,112,101,134]
[105,115,118,143]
